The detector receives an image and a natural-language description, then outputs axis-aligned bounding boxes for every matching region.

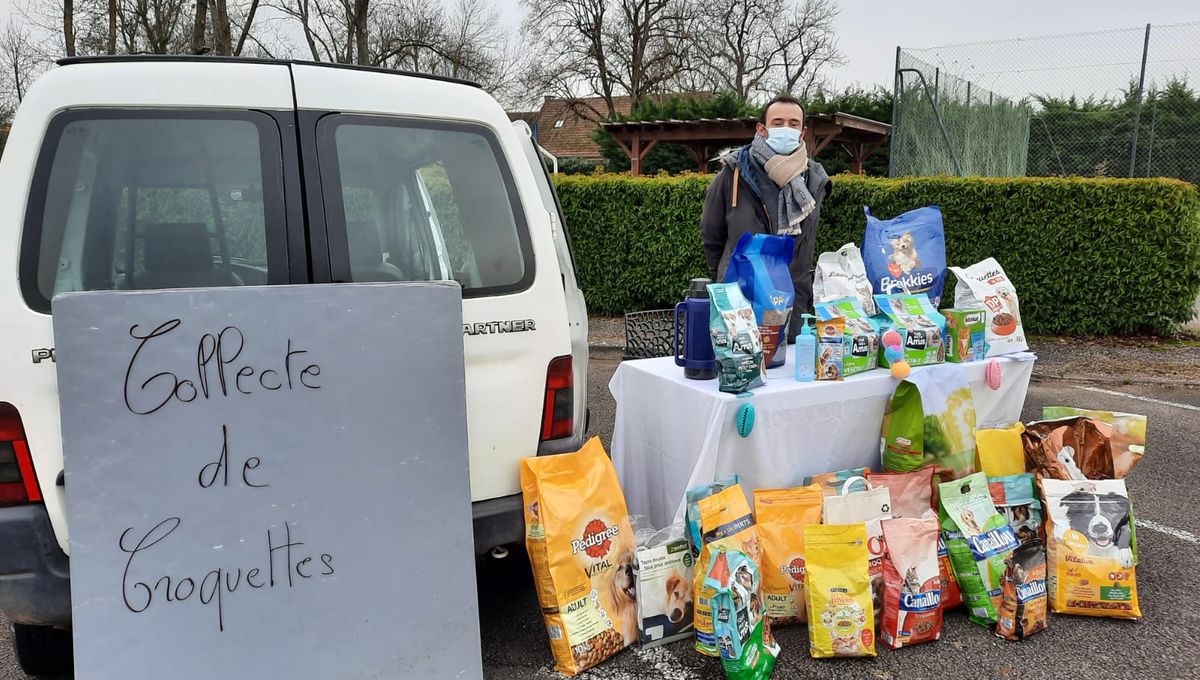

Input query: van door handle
[57,470,65,487]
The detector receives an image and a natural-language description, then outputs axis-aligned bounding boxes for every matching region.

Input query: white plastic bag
[814,243,877,316]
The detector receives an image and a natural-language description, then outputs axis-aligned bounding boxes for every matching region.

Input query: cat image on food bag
[880,516,942,649]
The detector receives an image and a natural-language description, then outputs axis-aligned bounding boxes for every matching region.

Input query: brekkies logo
[781,557,806,582]
[572,519,620,558]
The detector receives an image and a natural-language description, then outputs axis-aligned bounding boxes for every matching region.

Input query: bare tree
[0,22,42,109]
[191,0,207,53]
[774,0,842,99]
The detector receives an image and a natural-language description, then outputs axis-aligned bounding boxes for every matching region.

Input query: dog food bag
[1042,407,1146,479]
[814,242,878,316]
[815,317,846,381]
[942,308,986,363]
[725,232,797,368]
[1041,479,1141,620]
[1023,416,1116,481]
[867,467,937,519]
[975,422,1027,477]
[805,468,869,496]
[753,485,825,625]
[521,438,637,675]
[995,539,1048,641]
[937,533,963,610]
[863,205,948,306]
[874,293,947,367]
[949,258,1027,357]
[705,549,780,680]
[822,477,891,629]
[634,525,695,648]
[694,485,762,657]
[708,282,766,394]
[880,516,943,649]
[881,363,978,481]
[988,474,1044,544]
[803,524,877,658]
[686,475,741,558]
[814,297,880,377]
[939,472,1020,627]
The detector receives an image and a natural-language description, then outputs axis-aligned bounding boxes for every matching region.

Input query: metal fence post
[890,46,901,177]
[1128,23,1151,177]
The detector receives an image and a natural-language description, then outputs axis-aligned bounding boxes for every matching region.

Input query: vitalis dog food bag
[708,282,765,393]
[880,516,943,649]
[521,438,637,675]
[725,232,797,368]
[996,539,1048,641]
[694,485,763,656]
[863,205,948,306]
[949,258,1027,357]
[939,472,1020,627]
[803,524,876,658]
[1040,479,1141,620]
[814,242,878,316]
[705,549,780,680]
[753,485,825,625]
[634,529,695,648]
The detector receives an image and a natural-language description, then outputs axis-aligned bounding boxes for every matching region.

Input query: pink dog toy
[985,359,1002,390]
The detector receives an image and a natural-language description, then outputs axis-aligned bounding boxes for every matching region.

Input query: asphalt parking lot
[4,346,1199,679]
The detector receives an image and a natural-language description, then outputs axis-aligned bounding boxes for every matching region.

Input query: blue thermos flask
[674,278,718,380]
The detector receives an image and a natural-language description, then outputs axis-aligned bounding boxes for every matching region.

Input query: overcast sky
[1,0,1196,93]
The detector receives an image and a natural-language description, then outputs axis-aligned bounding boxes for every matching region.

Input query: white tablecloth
[609,346,1036,528]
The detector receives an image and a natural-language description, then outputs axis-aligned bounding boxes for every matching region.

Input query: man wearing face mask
[700,95,832,341]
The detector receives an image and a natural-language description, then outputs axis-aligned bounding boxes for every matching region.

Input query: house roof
[528,96,635,159]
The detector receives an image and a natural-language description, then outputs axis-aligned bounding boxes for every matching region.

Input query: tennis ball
[890,360,911,380]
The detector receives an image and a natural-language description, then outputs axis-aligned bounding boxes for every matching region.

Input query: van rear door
[290,65,576,504]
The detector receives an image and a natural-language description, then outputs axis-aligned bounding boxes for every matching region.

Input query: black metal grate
[623,309,677,360]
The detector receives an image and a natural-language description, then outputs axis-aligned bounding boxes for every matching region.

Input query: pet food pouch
[867,467,936,519]
[805,468,869,496]
[694,485,762,656]
[708,282,765,394]
[995,539,1048,640]
[822,477,892,629]
[814,316,846,381]
[949,258,1027,357]
[988,473,1044,544]
[814,242,877,316]
[521,438,637,675]
[634,525,695,648]
[880,516,943,649]
[863,205,948,305]
[975,422,1027,477]
[814,297,880,377]
[881,363,978,481]
[803,524,877,658]
[875,293,947,367]
[940,472,1019,627]
[686,475,740,558]
[1022,416,1116,481]
[753,485,825,625]
[937,533,963,610]
[725,232,797,368]
[705,549,780,680]
[942,308,986,363]
[1040,479,1141,620]
[1042,407,1146,479]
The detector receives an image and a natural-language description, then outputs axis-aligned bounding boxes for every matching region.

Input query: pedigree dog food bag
[753,485,824,625]
[521,438,637,675]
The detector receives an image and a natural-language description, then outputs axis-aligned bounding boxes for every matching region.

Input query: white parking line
[1076,385,1200,411]
[1136,519,1200,545]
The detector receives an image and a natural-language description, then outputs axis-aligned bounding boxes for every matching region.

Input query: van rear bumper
[0,504,72,628]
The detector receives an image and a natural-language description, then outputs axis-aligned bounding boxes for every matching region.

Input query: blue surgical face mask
[765,126,802,154]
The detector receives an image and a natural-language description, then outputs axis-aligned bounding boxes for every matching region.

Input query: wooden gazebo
[600,112,891,176]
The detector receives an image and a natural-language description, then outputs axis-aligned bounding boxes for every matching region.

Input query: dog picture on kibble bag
[1061,489,1135,568]
[609,550,639,645]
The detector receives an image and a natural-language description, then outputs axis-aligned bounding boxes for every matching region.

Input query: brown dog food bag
[521,437,637,675]
[1022,417,1116,480]
[995,539,1048,640]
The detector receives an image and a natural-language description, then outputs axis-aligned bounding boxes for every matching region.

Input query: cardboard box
[942,308,986,363]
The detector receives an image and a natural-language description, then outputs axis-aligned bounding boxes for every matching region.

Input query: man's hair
[759,95,804,124]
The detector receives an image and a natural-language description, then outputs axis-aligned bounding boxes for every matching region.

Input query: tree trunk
[234,0,260,56]
[212,0,232,55]
[107,0,117,54]
[354,0,369,65]
[63,0,76,57]
[192,0,208,54]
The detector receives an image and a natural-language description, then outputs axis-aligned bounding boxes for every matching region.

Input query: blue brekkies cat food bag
[863,206,947,306]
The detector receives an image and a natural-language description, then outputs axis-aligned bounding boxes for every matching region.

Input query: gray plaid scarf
[749,134,816,236]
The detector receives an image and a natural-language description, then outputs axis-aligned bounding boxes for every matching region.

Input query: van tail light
[540,356,574,441]
[0,403,42,506]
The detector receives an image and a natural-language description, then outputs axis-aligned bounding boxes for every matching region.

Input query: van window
[317,117,533,295]
[20,111,287,312]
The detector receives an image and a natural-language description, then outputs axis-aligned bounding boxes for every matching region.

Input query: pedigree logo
[572,519,619,558]
[781,557,806,582]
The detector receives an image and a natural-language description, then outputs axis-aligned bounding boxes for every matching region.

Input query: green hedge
[555,173,1200,336]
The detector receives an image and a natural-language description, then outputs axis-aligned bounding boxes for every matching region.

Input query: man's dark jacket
[700,147,833,341]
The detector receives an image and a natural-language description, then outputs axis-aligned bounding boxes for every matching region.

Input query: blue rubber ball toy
[885,345,905,363]
[736,403,755,438]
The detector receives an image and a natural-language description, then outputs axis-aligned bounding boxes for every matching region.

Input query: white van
[0,56,588,675]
